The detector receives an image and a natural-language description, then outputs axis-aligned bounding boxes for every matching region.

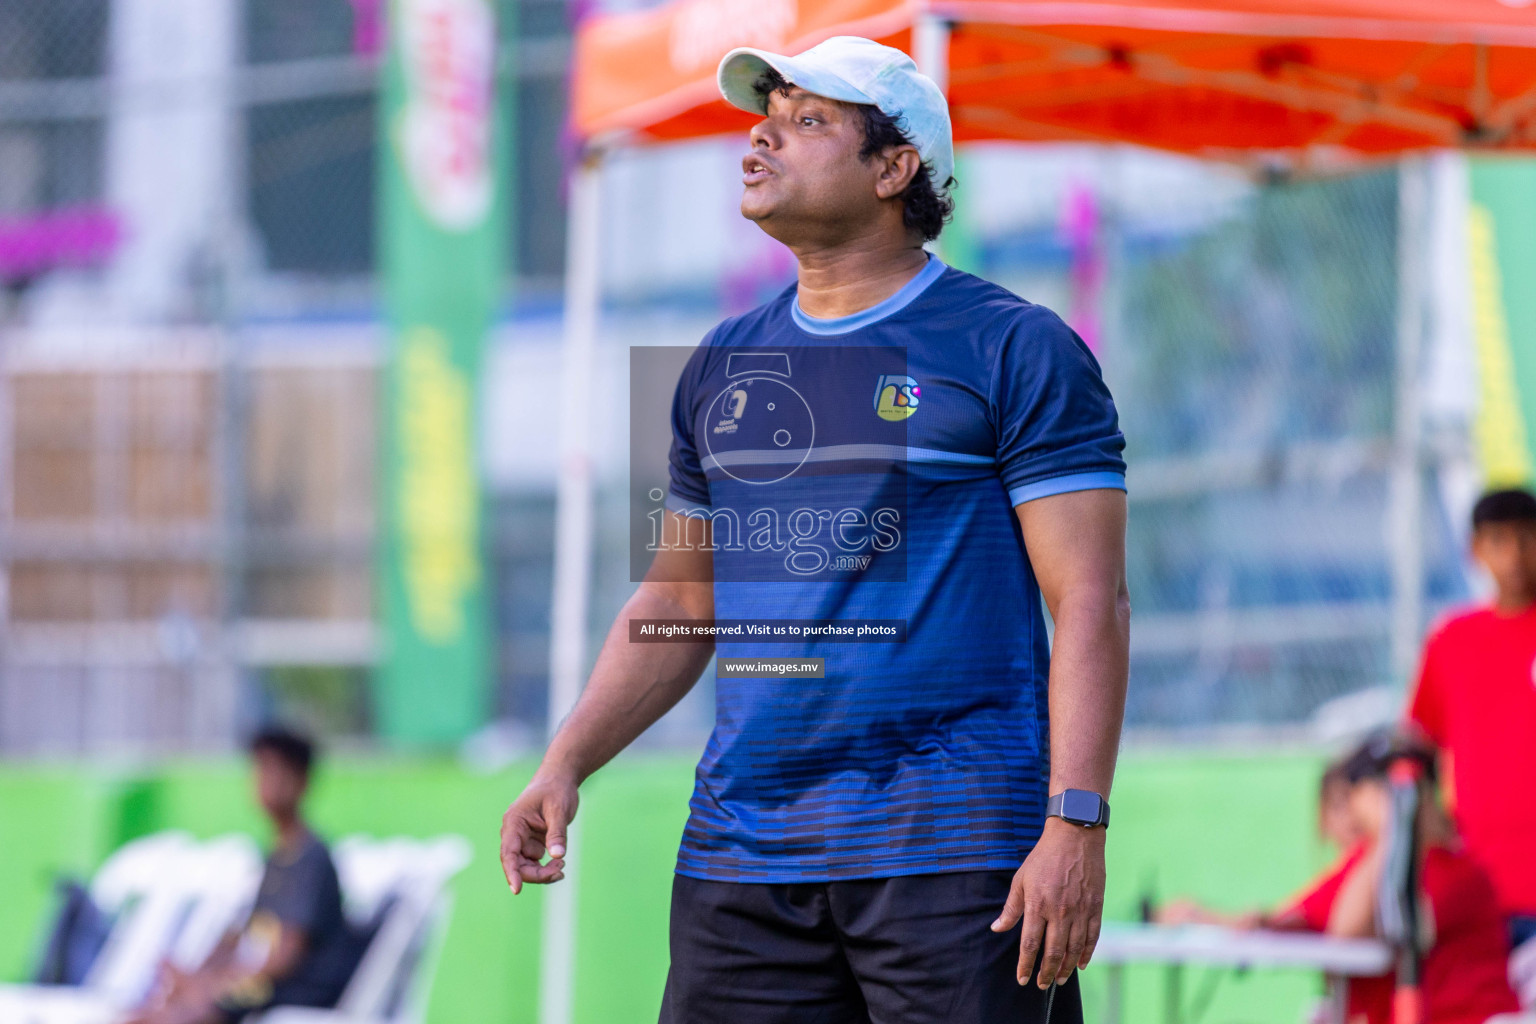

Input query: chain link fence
[1105,167,1463,734]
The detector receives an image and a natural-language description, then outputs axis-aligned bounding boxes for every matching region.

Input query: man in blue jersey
[501,36,1130,1023]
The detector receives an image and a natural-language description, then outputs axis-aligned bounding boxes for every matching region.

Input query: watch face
[1060,790,1101,825]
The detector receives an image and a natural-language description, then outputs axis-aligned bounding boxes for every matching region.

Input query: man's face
[253,749,306,820]
[1470,519,1536,601]
[739,86,909,245]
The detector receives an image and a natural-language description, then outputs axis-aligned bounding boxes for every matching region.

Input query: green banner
[376,0,507,746]
[1468,158,1536,489]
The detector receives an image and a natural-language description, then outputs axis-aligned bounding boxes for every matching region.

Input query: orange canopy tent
[543,10,1536,1022]
[572,0,1536,162]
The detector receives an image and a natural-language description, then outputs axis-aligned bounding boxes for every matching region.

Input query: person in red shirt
[1160,732,1520,1024]
[1154,757,1381,1020]
[1407,487,1536,949]
[1156,758,1362,931]
[1318,733,1519,1024]
[1282,841,1394,1024]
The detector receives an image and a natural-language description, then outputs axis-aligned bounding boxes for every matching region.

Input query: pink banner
[0,207,122,279]
[1062,182,1103,354]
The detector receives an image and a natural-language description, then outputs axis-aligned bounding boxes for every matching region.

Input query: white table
[1090,923,1393,1024]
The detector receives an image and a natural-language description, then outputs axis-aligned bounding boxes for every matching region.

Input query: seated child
[1155,756,1361,931]
[1156,731,1520,1024]
[1319,732,1519,1024]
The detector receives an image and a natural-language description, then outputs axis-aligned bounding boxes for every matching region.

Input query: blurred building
[0,0,578,755]
[0,0,1490,758]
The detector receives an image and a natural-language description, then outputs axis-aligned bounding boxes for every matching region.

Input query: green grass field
[1,748,1340,1023]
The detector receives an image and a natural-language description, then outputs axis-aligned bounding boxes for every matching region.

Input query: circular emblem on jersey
[874,374,920,421]
[704,375,815,484]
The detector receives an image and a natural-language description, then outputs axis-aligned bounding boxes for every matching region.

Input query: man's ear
[874,146,923,200]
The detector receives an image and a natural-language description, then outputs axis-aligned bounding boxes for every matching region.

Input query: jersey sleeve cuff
[665,491,711,514]
[1008,471,1126,508]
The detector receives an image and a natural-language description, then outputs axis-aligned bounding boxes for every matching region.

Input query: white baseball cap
[717,36,954,193]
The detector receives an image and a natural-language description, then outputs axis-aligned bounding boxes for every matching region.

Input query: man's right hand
[501,770,580,894]
[496,515,715,897]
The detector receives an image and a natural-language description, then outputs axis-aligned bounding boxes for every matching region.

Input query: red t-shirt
[1279,845,1394,1024]
[1408,603,1536,916]
[1277,843,1519,1024]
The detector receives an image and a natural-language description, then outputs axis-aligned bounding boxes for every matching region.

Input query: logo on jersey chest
[712,387,747,435]
[874,374,920,421]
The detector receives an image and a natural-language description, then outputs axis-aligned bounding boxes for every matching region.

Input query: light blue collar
[790,255,947,336]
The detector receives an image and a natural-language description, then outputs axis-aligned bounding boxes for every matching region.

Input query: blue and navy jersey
[666,256,1125,883]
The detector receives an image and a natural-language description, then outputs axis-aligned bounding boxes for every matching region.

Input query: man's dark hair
[1340,728,1437,787]
[249,724,316,776]
[753,69,955,242]
[1471,487,1536,530]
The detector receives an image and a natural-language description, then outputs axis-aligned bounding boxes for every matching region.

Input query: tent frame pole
[1388,156,1428,685]
[914,13,951,92]
[541,148,604,1024]
[915,13,954,260]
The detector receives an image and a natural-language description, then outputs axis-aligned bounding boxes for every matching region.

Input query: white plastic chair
[84,831,205,1008]
[0,830,214,1024]
[164,834,264,971]
[1512,934,1536,1011]
[0,832,471,1024]
[0,984,117,1024]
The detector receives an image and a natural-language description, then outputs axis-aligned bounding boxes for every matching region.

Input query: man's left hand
[991,816,1107,988]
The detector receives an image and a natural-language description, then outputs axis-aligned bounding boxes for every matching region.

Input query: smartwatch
[1046,789,1110,829]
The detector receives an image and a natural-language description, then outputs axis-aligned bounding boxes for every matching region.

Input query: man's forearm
[997,509,1129,989]
[1045,581,1130,797]
[540,583,714,785]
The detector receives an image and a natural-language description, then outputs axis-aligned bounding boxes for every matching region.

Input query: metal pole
[1103,963,1124,1024]
[208,0,247,753]
[1382,759,1426,1024]
[0,326,12,742]
[1164,963,1183,1024]
[914,15,960,263]
[1389,158,1428,684]
[1326,976,1348,1024]
[540,149,603,1024]
[913,14,950,93]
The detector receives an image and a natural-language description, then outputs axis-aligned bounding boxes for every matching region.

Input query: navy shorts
[659,870,1084,1024]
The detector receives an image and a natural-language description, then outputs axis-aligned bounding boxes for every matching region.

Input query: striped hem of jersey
[700,443,994,473]
[673,850,1034,885]
[1007,470,1126,507]
[790,255,947,335]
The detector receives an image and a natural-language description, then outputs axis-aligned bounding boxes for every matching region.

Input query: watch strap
[1046,789,1110,828]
